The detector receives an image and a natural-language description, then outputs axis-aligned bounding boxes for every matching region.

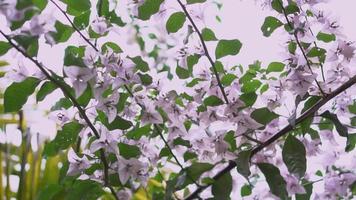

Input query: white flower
[67,148,91,176]
[48,109,70,127]
[64,66,95,97]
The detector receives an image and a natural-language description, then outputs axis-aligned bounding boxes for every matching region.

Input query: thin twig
[185,75,356,199]
[50,0,99,51]
[176,0,229,104]
[0,30,118,200]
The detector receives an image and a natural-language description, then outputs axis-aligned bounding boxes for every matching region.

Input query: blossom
[117,157,148,185]
[96,92,120,123]
[116,188,132,200]
[48,109,70,127]
[67,148,91,176]
[284,174,306,195]
[91,18,108,35]
[90,125,119,154]
[64,66,95,97]
[5,61,30,82]
[140,104,163,125]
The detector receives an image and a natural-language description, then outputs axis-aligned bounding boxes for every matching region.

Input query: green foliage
[215,39,242,59]
[187,0,207,4]
[257,163,288,199]
[251,107,279,125]
[97,111,133,131]
[202,28,218,41]
[320,111,348,138]
[130,56,149,72]
[282,134,307,178]
[296,180,313,200]
[118,143,141,159]
[240,92,257,106]
[166,12,186,34]
[204,95,224,107]
[236,150,251,180]
[267,62,285,73]
[73,11,90,30]
[36,81,58,102]
[126,125,152,140]
[261,16,283,37]
[241,184,252,197]
[49,21,75,44]
[43,122,83,157]
[138,0,165,20]
[4,77,40,112]
[13,35,39,57]
[63,0,91,15]
[316,32,336,43]
[221,73,237,86]
[212,172,232,200]
[0,41,12,56]
[64,46,86,67]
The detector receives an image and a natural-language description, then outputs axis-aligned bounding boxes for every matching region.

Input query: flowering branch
[0,30,118,200]
[185,75,356,200]
[176,0,229,104]
[50,0,99,51]
[276,0,326,97]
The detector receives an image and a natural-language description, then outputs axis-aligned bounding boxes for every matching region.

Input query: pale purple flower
[117,157,148,185]
[116,188,132,200]
[96,92,120,123]
[64,66,95,97]
[6,62,30,82]
[90,125,119,154]
[67,148,91,176]
[284,174,306,195]
[140,104,163,125]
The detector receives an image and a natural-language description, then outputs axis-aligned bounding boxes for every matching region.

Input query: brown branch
[185,75,356,199]
[176,0,229,104]
[0,30,118,200]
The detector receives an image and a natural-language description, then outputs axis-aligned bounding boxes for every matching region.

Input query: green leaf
[302,96,321,113]
[176,66,190,79]
[271,0,283,13]
[96,0,109,17]
[49,21,74,43]
[118,143,141,159]
[346,134,356,152]
[185,163,213,185]
[221,73,237,86]
[63,46,86,67]
[126,125,152,140]
[251,107,279,125]
[240,92,257,107]
[138,0,164,20]
[257,163,288,199]
[282,134,307,178]
[166,12,186,34]
[0,41,12,56]
[32,0,48,10]
[138,73,153,85]
[236,150,251,180]
[307,47,326,58]
[187,0,207,4]
[73,11,90,30]
[215,39,242,59]
[320,111,348,138]
[35,184,62,200]
[267,62,285,73]
[212,172,232,200]
[202,28,218,41]
[204,95,224,107]
[65,180,104,200]
[241,184,252,197]
[43,122,83,157]
[261,16,283,37]
[63,0,91,13]
[102,42,123,53]
[130,56,149,72]
[4,77,40,112]
[36,81,58,102]
[316,32,336,43]
[13,35,39,57]
[241,79,262,93]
